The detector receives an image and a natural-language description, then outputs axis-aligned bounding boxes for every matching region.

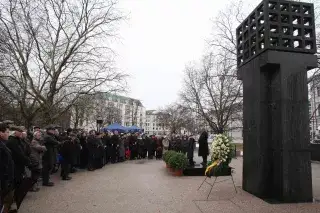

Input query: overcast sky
[112,0,258,110]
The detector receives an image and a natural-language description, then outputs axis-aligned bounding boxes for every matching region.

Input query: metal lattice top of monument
[236,0,317,68]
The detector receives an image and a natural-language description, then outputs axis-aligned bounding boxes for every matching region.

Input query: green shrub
[163,150,177,163]
[168,152,188,170]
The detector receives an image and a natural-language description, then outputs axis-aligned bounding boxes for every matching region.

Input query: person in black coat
[87,130,98,171]
[187,136,196,166]
[137,135,145,159]
[102,133,111,164]
[79,132,88,168]
[155,137,163,160]
[67,128,81,173]
[181,135,189,154]
[94,133,104,169]
[198,131,209,166]
[59,134,75,180]
[145,136,153,159]
[0,123,15,213]
[51,129,61,174]
[42,125,60,186]
[129,134,138,160]
[110,131,120,163]
[6,126,30,189]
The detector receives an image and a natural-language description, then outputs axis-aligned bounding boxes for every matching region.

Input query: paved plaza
[19,158,320,213]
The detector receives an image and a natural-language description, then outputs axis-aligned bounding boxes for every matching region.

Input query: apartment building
[309,76,320,138]
[145,110,170,135]
[74,93,146,130]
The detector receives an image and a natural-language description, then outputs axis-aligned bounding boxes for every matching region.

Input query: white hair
[33,131,42,137]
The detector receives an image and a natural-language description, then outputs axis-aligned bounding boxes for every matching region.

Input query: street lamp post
[96,117,103,133]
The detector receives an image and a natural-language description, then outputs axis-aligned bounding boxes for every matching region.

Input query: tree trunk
[74,106,79,129]
[24,118,34,131]
[43,111,54,126]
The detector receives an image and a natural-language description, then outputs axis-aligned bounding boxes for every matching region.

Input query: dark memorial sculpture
[237,0,317,203]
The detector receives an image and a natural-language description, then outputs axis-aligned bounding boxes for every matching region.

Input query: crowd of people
[0,119,208,213]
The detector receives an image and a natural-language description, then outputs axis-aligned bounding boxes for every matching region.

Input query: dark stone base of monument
[238,50,317,203]
[236,0,317,204]
[183,163,206,176]
[212,167,232,177]
[311,143,320,161]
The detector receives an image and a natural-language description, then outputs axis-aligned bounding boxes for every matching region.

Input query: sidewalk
[180,158,320,213]
[18,158,320,213]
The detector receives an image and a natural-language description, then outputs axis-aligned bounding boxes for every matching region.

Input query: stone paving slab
[18,158,320,213]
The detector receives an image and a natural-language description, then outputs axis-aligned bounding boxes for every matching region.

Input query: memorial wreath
[205,134,233,177]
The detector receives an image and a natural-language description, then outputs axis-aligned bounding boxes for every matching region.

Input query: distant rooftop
[146,110,159,115]
[91,92,143,107]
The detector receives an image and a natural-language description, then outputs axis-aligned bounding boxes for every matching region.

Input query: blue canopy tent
[102,123,127,133]
[127,125,141,133]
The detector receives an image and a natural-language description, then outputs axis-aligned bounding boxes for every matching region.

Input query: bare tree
[101,103,122,126]
[71,94,95,129]
[208,0,245,64]
[180,52,242,134]
[71,92,123,129]
[157,103,195,134]
[0,0,127,128]
[0,89,25,124]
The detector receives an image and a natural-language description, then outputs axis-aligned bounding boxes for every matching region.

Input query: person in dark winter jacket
[79,133,88,168]
[145,136,153,159]
[67,128,81,173]
[42,125,60,186]
[110,131,120,163]
[51,129,61,174]
[155,137,163,160]
[59,134,75,180]
[94,133,105,169]
[102,133,111,164]
[6,126,30,189]
[181,136,189,154]
[137,136,145,159]
[187,136,196,166]
[0,123,15,213]
[87,130,98,171]
[129,134,137,160]
[198,131,209,166]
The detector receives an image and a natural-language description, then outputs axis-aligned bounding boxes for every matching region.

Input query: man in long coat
[42,125,60,186]
[187,135,196,166]
[198,131,209,167]
[110,131,120,163]
[87,130,98,171]
[6,126,30,190]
